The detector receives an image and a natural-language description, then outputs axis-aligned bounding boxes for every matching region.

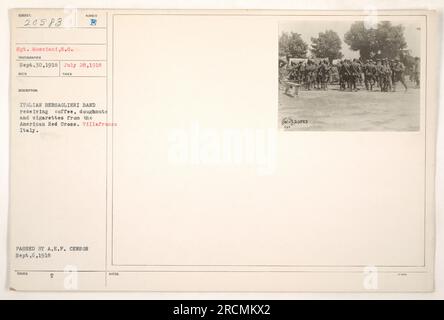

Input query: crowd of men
[279,56,420,93]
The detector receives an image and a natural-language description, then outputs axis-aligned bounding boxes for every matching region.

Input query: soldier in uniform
[386,59,393,92]
[338,60,345,90]
[323,60,331,90]
[287,60,297,81]
[305,60,314,90]
[364,59,376,91]
[329,62,338,85]
[380,59,390,92]
[363,59,370,90]
[392,58,408,91]
[295,62,301,83]
[312,61,318,90]
[314,61,321,90]
[357,59,364,86]
[344,59,353,91]
[350,59,360,91]
[298,61,305,84]
[375,59,384,91]
[389,59,396,89]
[317,60,327,90]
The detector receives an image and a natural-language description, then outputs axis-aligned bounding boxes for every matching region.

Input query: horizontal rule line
[15,43,106,45]
[16,59,106,61]
[16,27,106,29]
[14,270,429,274]
[111,263,427,267]
[16,76,106,78]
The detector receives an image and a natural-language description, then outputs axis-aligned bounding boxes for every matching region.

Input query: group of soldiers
[279,56,420,93]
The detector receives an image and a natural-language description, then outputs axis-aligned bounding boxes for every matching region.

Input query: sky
[279,20,421,59]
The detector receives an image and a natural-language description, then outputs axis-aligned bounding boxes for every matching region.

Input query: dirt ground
[278,80,420,131]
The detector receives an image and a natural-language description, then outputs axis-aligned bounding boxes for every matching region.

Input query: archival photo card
[8,9,437,292]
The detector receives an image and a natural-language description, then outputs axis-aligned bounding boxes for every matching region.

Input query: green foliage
[310,30,343,62]
[279,32,308,58]
[344,21,407,60]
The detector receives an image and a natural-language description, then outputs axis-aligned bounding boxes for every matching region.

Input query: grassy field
[278,81,420,131]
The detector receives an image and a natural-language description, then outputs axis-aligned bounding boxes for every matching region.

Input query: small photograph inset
[278,20,421,131]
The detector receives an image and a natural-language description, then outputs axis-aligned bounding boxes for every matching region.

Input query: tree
[279,32,308,58]
[344,21,407,60]
[375,21,407,59]
[343,21,376,60]
[310,30,343,62]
